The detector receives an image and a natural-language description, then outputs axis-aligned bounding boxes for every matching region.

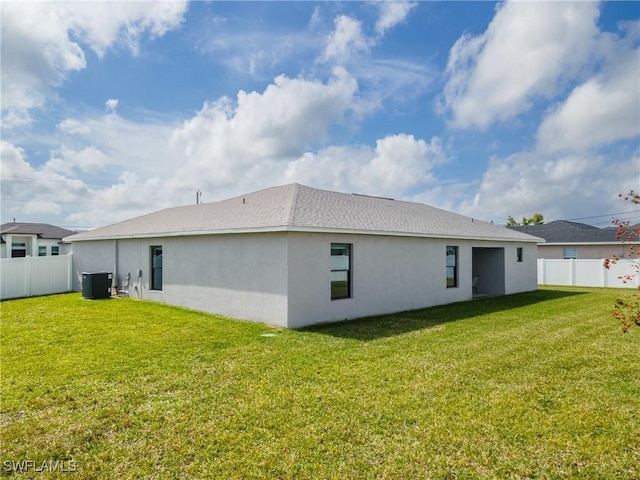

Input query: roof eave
[541,241,635,246]
[289,226,542,242]
[67,225,542,243]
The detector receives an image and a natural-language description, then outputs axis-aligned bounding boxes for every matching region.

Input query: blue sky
[1,0,639,230]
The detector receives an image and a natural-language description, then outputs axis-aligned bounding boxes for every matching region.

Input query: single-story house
[508,220,638,260]
[66,184,542,328]
[1,222,76,258]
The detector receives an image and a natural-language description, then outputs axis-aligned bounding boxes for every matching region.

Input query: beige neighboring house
[508,220,638,260]
[66,184,541,328]
[0,222,76,259]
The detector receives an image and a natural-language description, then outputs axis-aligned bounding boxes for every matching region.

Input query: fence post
[24,256,32,297]
[537,259,542,285]
[569,258,575,286]
[67,253,73,292]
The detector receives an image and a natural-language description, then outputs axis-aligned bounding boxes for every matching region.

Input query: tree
[505,216,519,226]
[505,213,544,226]
[603,191,640,333]
[523,212,544,225]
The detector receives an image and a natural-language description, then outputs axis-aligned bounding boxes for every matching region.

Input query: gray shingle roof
[0,222,77,240]
[508,220,623,243]
[66,184,541,243]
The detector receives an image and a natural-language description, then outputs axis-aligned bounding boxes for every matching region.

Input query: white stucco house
[508,220,638,260]
[1,222,76,259]
[65,184,541,328]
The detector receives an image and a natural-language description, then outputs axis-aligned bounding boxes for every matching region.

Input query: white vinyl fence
[538,258,639,288]
[0,254,73,300]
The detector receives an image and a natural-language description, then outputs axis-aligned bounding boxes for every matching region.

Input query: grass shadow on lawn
[302,288,587,341]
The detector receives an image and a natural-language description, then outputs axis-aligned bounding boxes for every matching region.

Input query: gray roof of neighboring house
[66,184,542,243]
[0,222,77,240]
[507,220,626,243]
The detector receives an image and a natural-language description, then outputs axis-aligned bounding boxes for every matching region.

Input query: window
[11,242,26,258]
[446,246,458,288]
[563,247,577,260]
[517,247,523,262]
[51,246,59,256]
[39,246,47,256]
[150,246,163,290]
[331,243,351,300]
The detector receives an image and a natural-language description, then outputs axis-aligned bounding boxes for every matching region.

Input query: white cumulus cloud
[439,1,600,130]
[458,152,640,224]
[169,68,359,191]
[105,99,119,115]
[44,146,112,176]
[0,1,187,128]
[321,3,417,64]
[537,25,640,153]
[322,15,370,63]
[284,134,447,198]
[375,1,417,37]
[1,141,91,222]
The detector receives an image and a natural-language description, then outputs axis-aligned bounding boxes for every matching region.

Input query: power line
[565,209,640,221]
[496,209,640,227]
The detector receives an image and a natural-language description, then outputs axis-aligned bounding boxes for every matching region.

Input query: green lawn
[1,288,639,479]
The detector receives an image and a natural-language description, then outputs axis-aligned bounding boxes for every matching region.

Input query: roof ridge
[288,183,300,226]
[558,220,597,229]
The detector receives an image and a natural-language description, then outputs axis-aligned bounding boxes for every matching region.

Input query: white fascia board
[288,226,542,243]
[541,241,632,246]
[67,225,291,241]
[69,225,541,243]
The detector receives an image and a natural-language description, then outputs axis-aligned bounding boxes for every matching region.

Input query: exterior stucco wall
[72,232,537,329]
[537,244,630,260]
[159,233,288,327]
[503,244,538,295]
[72,233,289,327]
[286,233,537,328]
[287,233,458,327]
[71,240,116,290]
[38,239,72,256]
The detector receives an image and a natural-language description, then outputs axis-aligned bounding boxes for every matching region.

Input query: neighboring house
[508,220,639,260]
[66,184,541,328]
[0,222,76,259]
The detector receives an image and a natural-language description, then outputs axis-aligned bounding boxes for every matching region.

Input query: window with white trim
[11,242,26,258]
[446,246,458,288]
[150,246,163,290]
[331,244,351,300]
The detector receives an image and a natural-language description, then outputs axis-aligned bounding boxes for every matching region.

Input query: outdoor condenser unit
[81,272,112,300]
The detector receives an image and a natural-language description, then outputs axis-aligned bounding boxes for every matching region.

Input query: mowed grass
[1,288,639,479]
